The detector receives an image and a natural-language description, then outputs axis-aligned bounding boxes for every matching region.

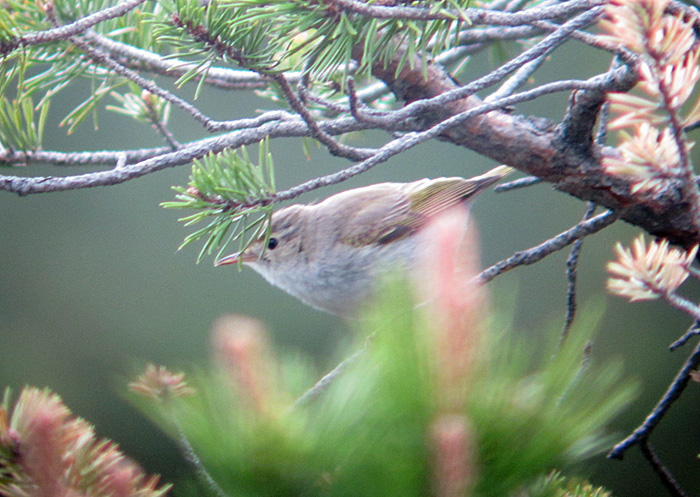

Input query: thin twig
[294,347,365,407]
[486,54,549,102]
[0,146,170,167]
[170,414,230,497]
[532,19,623,53]
[456,24,544,46]
[494,176,542,192]
[639,440,688,497]
[489,0,516,11]
[151,118,181,150]
[663,292,700,323]
[669,321,700,351]
[505,0,532,12]
[322,0,598,25]
[283,89,353,116]
[477,210,618,283]
[143,97,181,151]
[559,202,597,347]
[272,74,375,160]
[555,88,609,346]
[608,338,700,459]
[347,77,367,123]
[322,0,457,21]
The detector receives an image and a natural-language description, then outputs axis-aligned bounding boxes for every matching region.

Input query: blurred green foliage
[130,272,634,496]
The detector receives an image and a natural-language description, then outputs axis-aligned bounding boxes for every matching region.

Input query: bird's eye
[267,237,279,250]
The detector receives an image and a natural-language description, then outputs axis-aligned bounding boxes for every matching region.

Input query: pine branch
[0,0,699,250]
[83,31,301,90]
[0,75,609,195]
[0,0,148,54]
[162,142,276,261]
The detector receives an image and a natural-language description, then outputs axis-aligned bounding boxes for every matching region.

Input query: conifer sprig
[162,140,276,262]
[225,0,470,80]
[0,57,49,153]
[601,0,700,206]
[0,0,162,135]
[146,0,471,85]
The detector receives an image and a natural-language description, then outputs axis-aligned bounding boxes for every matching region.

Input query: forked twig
[477,210,618,283]
[608,339,700,460]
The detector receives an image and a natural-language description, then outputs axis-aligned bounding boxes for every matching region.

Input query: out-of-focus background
[2,42,700,495]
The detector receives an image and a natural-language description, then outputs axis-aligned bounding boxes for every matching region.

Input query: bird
[215,165,513,316]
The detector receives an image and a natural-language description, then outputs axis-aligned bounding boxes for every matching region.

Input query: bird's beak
[214,251,257,266]
[214,253,239,266]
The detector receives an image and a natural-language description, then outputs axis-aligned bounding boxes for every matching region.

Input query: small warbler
[216,166,513,315]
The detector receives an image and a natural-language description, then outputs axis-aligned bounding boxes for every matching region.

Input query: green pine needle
[162,140,276,263]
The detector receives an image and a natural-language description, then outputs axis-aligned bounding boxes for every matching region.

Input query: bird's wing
[333,168,512,248]
[333,185,421,247]
[405,171,509,218]
[335,179,482,247]
[405,177,479,218]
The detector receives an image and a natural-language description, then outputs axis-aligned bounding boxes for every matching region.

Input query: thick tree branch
[359,6,700,246]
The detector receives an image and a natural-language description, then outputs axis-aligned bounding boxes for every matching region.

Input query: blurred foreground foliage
[130,271,635,497]
[0,387,170,496]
